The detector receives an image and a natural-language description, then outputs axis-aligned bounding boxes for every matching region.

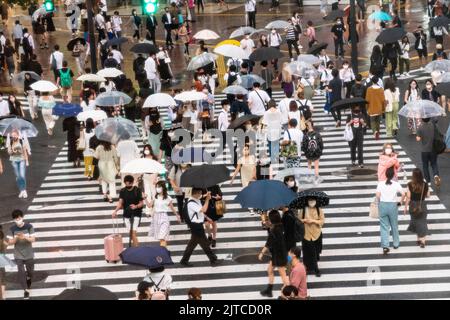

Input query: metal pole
[349,0,358,74]
[87,0,98,73]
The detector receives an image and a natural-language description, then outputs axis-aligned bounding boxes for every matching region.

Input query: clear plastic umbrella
[288,61,319,78]
[12,71,41,86]
[297,54,321,65]
[95,91,132,106]
[230,26,256,38]
[143,93,177,108]
[77,110,108,122]
[77,74,106,82]
[0,118,38,137]
[95,118,139,144]
[236,74,265,88]
[0,254,16,268]
[187,53,217,71]
[265,20,291,29]
[174,90,207,102]
[223,85,249,95]
[96,68,124,78]
[425,60,450,73]
[398,100,445,119]
[439,72,450,83]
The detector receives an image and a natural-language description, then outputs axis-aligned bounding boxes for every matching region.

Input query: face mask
[287,181,295,188]
[308,200,316,207]
[245,124,252,130]
[343,65,349,69]
[337,21,342,25]
[272,30,276,34]
[385,148,392,155]
[144,150,150,155]
[168,131,175,138]
[15,218,24,226]
[354,109,360,114]
[156,187,163,194]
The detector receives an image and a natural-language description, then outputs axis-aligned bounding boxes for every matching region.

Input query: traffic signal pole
[86,0,98,73]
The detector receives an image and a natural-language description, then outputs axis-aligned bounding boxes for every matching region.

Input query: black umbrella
[324,10,345,21]
[331,97,367,112]
[180,164,230,188]
[52,286,118,300]
[67,37,86,51]
[249,47,283,61]
[307,42,328,55]
[228,114,261,130]
[430,16,450,29]
[130,42,158,55]
[375,28,407,44]
[107,37,128,47]
[290,190,330,209]
[436,82,450,96]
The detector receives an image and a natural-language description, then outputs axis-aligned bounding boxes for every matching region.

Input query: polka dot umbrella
[289,190,330,209]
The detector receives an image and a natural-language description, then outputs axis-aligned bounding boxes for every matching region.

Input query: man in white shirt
[179,188,221,267]
[278,92,293,131]
[240,34,255,72]
[248,82,270,116]
[144,54,161,93]
[111,45,123,66]
[95,10,106,40]
[49,45,64,81]
[12,20,23,56]
[0,94,9,117]
[281,119,304,158]
[112,11,122,38]
[268,28,282,71]
[245,0,256,28]
[218,99,230,157]
[262,100,282,163]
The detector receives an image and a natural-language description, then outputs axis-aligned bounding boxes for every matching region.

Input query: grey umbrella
[187,53,217,71]
[95,91,132,106]
[297,54,321,65]
[265,20,291,29]
[288,61,319,78]
[222,85,249,95]
[230,26,256,38]
[398,100,445,119]
[425,60,450,73]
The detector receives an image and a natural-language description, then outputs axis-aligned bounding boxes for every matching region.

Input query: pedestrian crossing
[4,90,450,300]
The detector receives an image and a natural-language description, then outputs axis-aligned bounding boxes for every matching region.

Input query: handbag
[215,200,226,216]
[164,57,172,64]
[76,130,86,151]
[410,183,425,216]
[369,198,379,219]
[343,124,354,142]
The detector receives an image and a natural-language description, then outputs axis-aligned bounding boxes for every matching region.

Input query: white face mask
[156,187,163,194]
[308,200,316,207]
[287,181,295,188]
[144,150,151,155]
[343,65,349,69]
[15,218,24,226]
[168,131,175,138]
[385,148,393,155]
[426,85,432,90]
[272,30,276,34]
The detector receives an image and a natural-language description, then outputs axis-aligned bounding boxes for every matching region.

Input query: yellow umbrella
[215,39,240,48]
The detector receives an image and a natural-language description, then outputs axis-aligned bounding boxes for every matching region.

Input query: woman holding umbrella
[204,185,224,248]
[302,121,324,184]
[82,118,96,180]
[404,79,421,134]
[94,140,119,203]
[63,115,83,168]
[6,129,31,199]
[156,46,173,84]
[38,92,57,136]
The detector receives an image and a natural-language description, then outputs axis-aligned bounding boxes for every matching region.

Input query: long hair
[281,63,292,83]
[100,140,112,151]
[385,166,395,185]
[384,78,397,93]
[268,209,282,226]
[371,45,382,60]
[407,80,419,93]
[410,168,425,193]
[142,144,157,160]
[381,143,395,155]
[156,180,168,200]
[85,118,95,134]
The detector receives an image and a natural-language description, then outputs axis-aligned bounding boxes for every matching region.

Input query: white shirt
[339,67,355,83]
[262,109,282,141]
[116,140,140,170]
[99,0,107,13]
[399,42,410,59]
[187,198,205,223]
[143,271,173,291]
[50,51,64,70]
[100,81,116,92]
[384,88,400,113]
[153,195,173,212]
[376,181,404,203]
[0,100,9,116]
[296,99,314,112]
[224,72,241,85]
[245,0,256,12]
[23,33,35,50]
[283,128,304,156]
[288,110,301,124]
[321,68,333,84]
[145,57,157,80]
[240,38,255,57]
[95,13,105,29]
[218,110,229,131]
[278,97,292,125]
[112,15,122,32]
[269,32,282,47]
[248,89,270,116]
[83,130,95,157]
[111,49,123,64]
[13,24,23,40]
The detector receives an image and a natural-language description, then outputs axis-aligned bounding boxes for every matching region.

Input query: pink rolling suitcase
[104,219,124,263]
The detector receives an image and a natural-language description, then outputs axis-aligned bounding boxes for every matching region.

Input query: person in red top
[289,246,308,299]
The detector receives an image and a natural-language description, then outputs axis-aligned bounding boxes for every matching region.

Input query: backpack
[432,123,446,155]
[22,35,32,53]
[289,211,305,243]
[147,276,167,300]
[227,72,238,86]
[304,132,321,157]
[59,69,73,88]
[181,199,197,225]
[281,129,299,158]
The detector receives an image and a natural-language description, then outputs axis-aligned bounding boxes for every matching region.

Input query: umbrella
[250,28,269,37]
[174,90,207,102]
[67,37,86,51]
[307,42,328,55]
[12,71,41,86]
[130,42,158,54]
[230,26,256,38]
[187,53,217,71]
[193,29,220,40]
[236,74,266,88]
[77,110,108,122]
[439,72,450,83]
[97,68,124,78]
[228,114,261,130]
[95,118,140,144]
[172,147,212,164]
[0,254,16,268]
[290,190,330,209]
[77,74,106,82]
[30,80,58,92]
[331,97,367,112]
[436,82,450,96]
[375,28,407,44]
[265,20,291,29]
[235,180,297,211]
[249,47,283,61]
[180,164,230,188]
[52,286,118,300]
[213,45,249,59]
[297,54,321,65]
[52,103,82,117]
[121,158,165,174]
[430,16,450,29]
[0,117,38,137]
[95,91,132,106]
[368,10,392,21]
[215,39,240,48]
[222,85,249,95]
[425,60,450,73]
[398,100,445,118]
[143,93,176,108]
[287,61,318,78]
[120,246,174,269]
[274,168,312,181]
[107,37,128,47]
[324,9,345,21]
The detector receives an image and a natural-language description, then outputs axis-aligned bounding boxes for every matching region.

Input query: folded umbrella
[213,45,248,59]
[222,85,249,95]
[120,246,174,269]
[171,147,212,165]
[52,286,118,300]
[193,29,220,40]
[290,190,330,209]
[265,20,291,29]
[95,91,132,106]
[143,93,176,108]
[398,100,445,119]
[107,37,128,47]
[235,180,297,211]
[97,68,124,78]
[429,16,450,29]
[324,9,345,21]
[230,26,256,38]
[368,10,392,21]
[180,164,230,188]
[249,47,283,61]
[297,54,321,65]
[67,37,86,51]
[228,114,261,130]
[307,42,328,55]
[95,118,140,144]
[121,158,165,174]
[52,103,82,117]
[331,97,367,112]
[174,90,207,102]
[77,110,108,122]
[130,42,158,54]
[12,71,41,86]
[187,53,217,71]
[30,80,58,92]
[236,74,265,89]
[0,117,38,137]
[425,60,450,73]
[375,28,407,44]
[77,73,106,82]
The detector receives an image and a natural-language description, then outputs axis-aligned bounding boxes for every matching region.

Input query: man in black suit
[146,13,157,44]
[161,7,173,48]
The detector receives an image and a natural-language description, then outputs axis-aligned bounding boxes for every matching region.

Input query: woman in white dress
[145,181,180,247]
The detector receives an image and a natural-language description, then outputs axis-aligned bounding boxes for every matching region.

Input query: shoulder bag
[369,197,379,219]
[76,130,86,151]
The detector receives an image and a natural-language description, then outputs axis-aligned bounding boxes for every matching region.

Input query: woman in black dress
[63,116,83,167]
[8,95,24,118]
[204,185,223,248]
[123,79,138,121]
[258,210,289,298]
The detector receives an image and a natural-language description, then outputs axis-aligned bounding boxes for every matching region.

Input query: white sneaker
[23,191,28,199]
[18,191,24,198]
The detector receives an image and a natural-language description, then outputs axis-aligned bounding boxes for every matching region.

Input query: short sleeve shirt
[416,122,435,153]
[376,181,404,202]
[8,223,35,260]
[119,187,143,215]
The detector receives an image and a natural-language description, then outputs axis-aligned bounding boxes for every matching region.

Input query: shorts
[417,49,427,58]
[124,216,141,231]
[60,86,73,97]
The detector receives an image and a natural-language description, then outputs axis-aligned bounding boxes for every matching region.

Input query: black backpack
[181,199,197,225]
[432,123,446,155]
[22,35,32,53]
[227,72,238,86]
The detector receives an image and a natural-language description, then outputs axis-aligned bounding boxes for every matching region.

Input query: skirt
[407,201,429,238]
[149,212,170,241]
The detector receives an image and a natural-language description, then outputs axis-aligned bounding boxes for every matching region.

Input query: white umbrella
[143,93,177,108]
[193,29,220,40]
[174,90,207,102]
[297,54,321,65]
[187,53,217,71]
[122,158,165,174]
[30,80,58,92]
[77,110,108,122]
[230,26,256,38]
[97,68,124,78]
[213,45,249,59]
[265,20,291,29]
[77,74,106,82]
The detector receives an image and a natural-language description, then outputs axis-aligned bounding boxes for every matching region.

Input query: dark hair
[307,20,313,26]
[0,225,4,242]
[192,187,203,196]
[12,209,24,219]
[371,76,379,84]
[221,99,229,107]
[137,281,152,300]
[54,44,60,51]
[85,118,95,133]
[326,61,334,68]
[331,68,339,78]
[422,117,430,123]
[288,118,298,128]
[23,28,28,33]
[100,140,112,151]
[124,175,134,184]
[286,90,293,98]
[385,166,395,185]
[236,94,244,100]
[268,99,276,109]
[289,100,298,112]
[355,74,363,82]
[290,246,302,259]
[261,60,268,67]
[229,65,237,72]
[62,60,68,68]
[142,144,156,159]
[282,285,299,298]
[384,78,396,92]
[241,61,249,69]
[188,287,202,300]
[268,210,282,225]
[408,80,418,91]
[156,180,169,199]
[149,266,165,273]
[253,82,261,88]
[410,168,426,193]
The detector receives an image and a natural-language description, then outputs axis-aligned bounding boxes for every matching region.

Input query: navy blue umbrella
[52,103,82,117]
[120,246,174,269]
[234,180,297,211]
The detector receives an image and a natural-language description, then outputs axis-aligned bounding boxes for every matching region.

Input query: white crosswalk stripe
[4,89,450,300]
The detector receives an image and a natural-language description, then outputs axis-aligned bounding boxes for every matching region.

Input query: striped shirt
[286,26,297,41]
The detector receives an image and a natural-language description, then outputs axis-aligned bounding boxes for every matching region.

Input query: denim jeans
[268,139,280,164]
[421,152,439,183]
[379,201,400,248]
[11,160,26,191]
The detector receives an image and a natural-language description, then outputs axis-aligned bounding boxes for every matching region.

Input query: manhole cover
[233,253,271,264]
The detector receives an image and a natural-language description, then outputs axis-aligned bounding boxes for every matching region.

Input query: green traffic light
[44,1,54,12]
[145,3,156,14]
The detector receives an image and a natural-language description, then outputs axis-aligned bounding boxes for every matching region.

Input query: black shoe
[211,239,216,248]
[207,235,212,243]
[383,247,390,255]
[315,270,322,277]
[260,284,273,297]
[210,259,222,267]
[393,246,399,249]
[26,277,32,289]
[180,261,193,267]
[24,291,30,299]
[420,242,425,248]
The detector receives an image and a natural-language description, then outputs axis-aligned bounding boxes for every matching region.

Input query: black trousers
[435,35,444,45]
[97,28,106,40]
[132,29,140,40]
[334,38,344,57]
[388,57,398,79]
[421,152,439,183]
[287,39,300,59]
[148,28,156,43]
[16,259,34,291]
[349,129,364,165]
[176,194,185,221]
[165,26,173,45]
[247,11,256,28]
[180,229,217,263]
[331,108,341,122]
[302,234,322,273]
[197,0,204,13]
[344,81,353,98]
